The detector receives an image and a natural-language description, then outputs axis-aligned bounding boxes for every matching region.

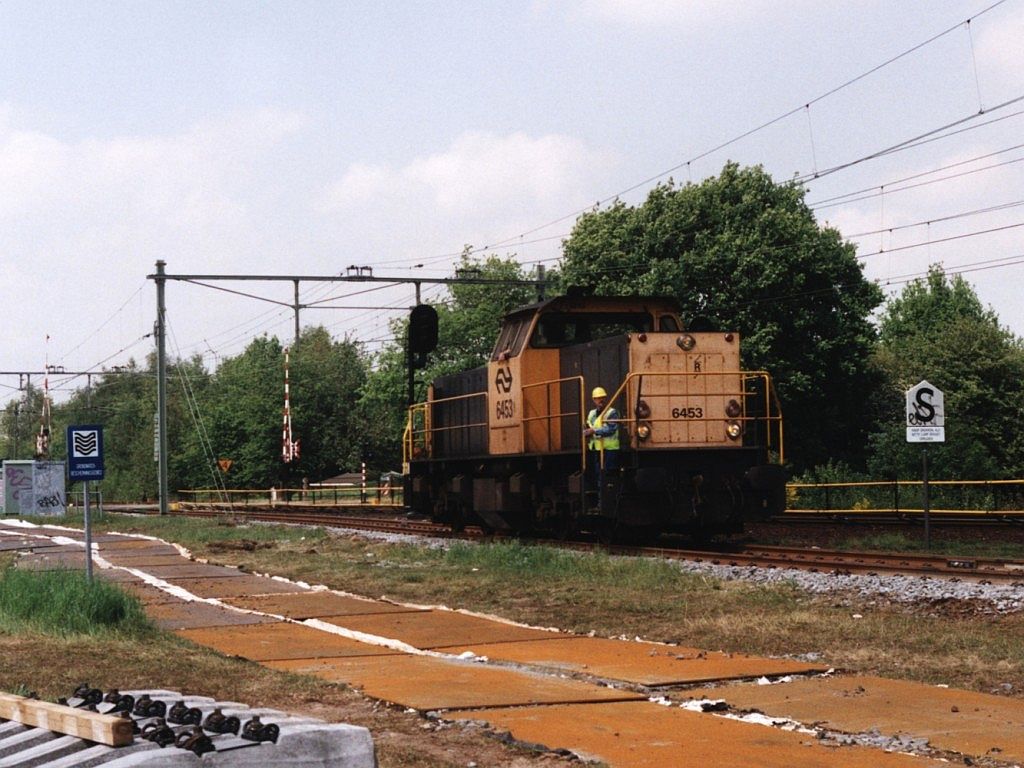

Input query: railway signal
[282,348,300,463]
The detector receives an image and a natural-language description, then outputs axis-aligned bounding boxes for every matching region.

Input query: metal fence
[178,483,404,508]
[785,479,1024,518]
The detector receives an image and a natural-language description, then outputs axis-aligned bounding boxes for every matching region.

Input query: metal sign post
[67,425,105,581]
[905,381,945,551]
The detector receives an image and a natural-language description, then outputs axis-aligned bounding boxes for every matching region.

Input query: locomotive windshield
[530,312,654,349]
[490,316,531,360]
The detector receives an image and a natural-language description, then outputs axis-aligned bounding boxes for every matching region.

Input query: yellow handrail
[404,391,487,463]
[521,375,587,472]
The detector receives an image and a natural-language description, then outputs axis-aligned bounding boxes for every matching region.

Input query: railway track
[159,504,1024,584]
[635,543,1024,583]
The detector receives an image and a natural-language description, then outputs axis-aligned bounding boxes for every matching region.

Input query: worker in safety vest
[584,386,620,507]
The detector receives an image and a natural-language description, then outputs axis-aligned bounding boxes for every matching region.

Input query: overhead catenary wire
[56,281,149,368]
[345,100,1024,289]
[444,1,1012,257]
[844,200,1024,238]
[855,221,1024,259]
[169,321,231,503]
[319,3,1011,274]
[809,141,1024,207]
[731,253,1024,312]
[47,332,155,391]
[814,155,1024,210]
[794,94,1024,183]
[137,5,1020,365]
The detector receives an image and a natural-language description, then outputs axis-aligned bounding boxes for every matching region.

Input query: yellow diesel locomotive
[404,295,785,539]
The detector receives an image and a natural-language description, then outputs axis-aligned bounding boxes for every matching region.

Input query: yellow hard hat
[592,386,607,399]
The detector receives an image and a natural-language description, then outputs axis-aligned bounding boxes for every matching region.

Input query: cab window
[658,315,681,332]
[530,312,654,348]
[491,318,530,360]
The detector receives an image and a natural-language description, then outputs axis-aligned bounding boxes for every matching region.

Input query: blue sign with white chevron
[67,424,104,480]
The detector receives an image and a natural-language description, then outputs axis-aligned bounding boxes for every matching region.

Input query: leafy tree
[57,361,162,500]
[36,355,211,501]
[0,386,45,462]
[867,267,1024,479]
[164,355,218,492]
[197,335,285,489]
[290,327,368,478]
[358,341,409,470]
[560,162,884,470]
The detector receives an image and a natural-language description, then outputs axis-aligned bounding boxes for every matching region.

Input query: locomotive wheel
[593,517,618,546]
[434,489,466,533]
[554,505,578,540]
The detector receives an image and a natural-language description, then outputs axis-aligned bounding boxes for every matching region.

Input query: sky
[1,0,1023,403]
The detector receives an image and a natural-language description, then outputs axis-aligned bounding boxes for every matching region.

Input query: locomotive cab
[405,295,785,539]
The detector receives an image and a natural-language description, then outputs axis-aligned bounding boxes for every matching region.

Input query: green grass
[34,511,328,549]
[0,566,153,637]
[442,539,708,588]
[834,531,1024,559]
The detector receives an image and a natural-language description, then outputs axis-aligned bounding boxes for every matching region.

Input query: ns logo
[494,366,515,420]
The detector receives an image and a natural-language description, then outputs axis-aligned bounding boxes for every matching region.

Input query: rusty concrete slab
[135,562,250,579]
[93,567,147,582]
[90,537,171,549]
[0,539,37,551]
[317,610,564,648]
[222,591,424,619]
[437,636,829,686]
[146,600,278,630]
[67,535,136,544]
[97,544,184,557]
[706,675,1024,765]
[455,701,946,768]
[268,654,645,711]
[12,543,83,553]
[177,622,400,661]
[165,575,307,598]
[98,554,193,567]
[99,546,183,557]
[117,581,183,604]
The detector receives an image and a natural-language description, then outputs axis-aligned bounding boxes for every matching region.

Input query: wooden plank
[0,692,134,747]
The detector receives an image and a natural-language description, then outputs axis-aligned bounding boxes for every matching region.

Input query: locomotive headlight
[635,399,652,419]
[725,399,742,418]
[676,334,696,351]
[726,420,743,440]
[637,422,652,441]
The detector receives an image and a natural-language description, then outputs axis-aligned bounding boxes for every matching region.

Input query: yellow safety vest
[587,408,620,451]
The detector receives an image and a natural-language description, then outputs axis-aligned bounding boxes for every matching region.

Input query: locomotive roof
[502,294,682,321]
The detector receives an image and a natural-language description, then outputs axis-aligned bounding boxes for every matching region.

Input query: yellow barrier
[785,479,1024,516]
[178,485,405,507]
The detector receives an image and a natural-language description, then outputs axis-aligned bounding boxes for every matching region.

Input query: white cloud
[323,130,614,217]
[0,108,310,372]
[547,0,775,29]
[318,130,618,266]
[0,107,308,235]
[975,3,1024,97]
